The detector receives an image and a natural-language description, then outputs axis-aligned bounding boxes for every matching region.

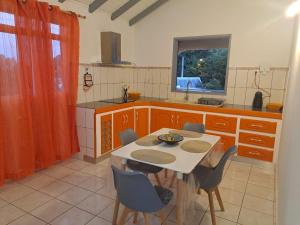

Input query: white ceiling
[73,0,158,20]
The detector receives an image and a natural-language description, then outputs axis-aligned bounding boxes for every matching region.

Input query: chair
[112,166,173,225]
[192,146,237,225]
[119,129,163,186]
[183,122,205,133]
[169,122,206,187]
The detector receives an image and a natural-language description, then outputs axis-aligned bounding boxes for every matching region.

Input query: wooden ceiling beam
[58,0,66,2]
[111,0,141,20]
[89,0,109,13]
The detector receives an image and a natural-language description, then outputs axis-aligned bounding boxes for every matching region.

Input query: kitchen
[0,0,299,225]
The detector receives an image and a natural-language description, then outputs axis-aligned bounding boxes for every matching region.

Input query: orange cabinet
[206,114,237,134]
[240,119,277,134]
[206,132,236,152]
[113,109,134,148]
[135,108,149,138]
[151,109,175,132]
[239,132,275,148]
[238,145,273,162]
[176,111,203,130]
[101,114,112,154]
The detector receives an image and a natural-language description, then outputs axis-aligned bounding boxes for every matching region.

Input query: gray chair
[168,122,206,187]
[119,129,163,186]
[112,165,173,225]
[183,122,205,133]
[193,145,237,225]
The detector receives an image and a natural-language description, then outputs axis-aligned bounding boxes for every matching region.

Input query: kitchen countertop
[77,97,282,119]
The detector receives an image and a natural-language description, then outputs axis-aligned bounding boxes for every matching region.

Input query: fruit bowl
[158,133,183,145]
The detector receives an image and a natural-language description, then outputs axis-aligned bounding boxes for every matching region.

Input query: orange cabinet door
[238,145,273,162]
[135,108,149,138]
[240,119,277,134]
[206,132,236,152]
[101,114,112,154]
[176,111,203,130]
[206,114,237,133]
[113,109,134,149]
[151,109,175,132]
[239,132,275,148]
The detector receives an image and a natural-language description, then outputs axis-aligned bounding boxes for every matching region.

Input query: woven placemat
[131,149,176,164]
[135,135,161,146]
[180,140,212,153]
[169,129,202,138]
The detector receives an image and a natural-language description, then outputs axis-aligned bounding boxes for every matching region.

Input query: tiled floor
[0,156,276,225]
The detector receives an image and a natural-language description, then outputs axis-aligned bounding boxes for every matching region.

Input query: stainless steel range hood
[101,32,121,64]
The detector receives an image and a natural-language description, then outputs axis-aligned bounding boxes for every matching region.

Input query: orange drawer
[240,119,277,134]
[239,132,275,148]
[206,115,237,133]
[238,145,273,162]
[206,132,235,152]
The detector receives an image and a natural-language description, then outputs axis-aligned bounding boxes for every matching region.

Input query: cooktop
[99,98,136,104]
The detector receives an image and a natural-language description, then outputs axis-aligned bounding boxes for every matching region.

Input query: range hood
[101,32,121,64]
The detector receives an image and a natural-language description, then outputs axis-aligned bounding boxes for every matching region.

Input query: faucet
[184,80,192,101]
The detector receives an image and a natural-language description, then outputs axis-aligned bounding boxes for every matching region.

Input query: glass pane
[0,32,17,59]
[52,39,63,91]
[50,23,60,35]
[0,12,15,26]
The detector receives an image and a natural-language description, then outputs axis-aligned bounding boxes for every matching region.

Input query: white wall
[278,16,300,225]
[47,0,135,64]
[133,0,294,67]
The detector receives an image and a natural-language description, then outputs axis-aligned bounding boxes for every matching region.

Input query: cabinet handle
[250,124,264,128]
[248,151,261,156]
[177,115,179,124]
[250,138,263,143]
[136,112,139,121]
[126,114,128,124]
[171,114,174,124]
[216,122,226,126]
[122,114,125,124]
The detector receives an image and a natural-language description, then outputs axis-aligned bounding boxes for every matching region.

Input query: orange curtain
[0,0,79,185]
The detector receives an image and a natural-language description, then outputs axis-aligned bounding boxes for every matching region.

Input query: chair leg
[215,186,225,211]
[133,212,138,224]
[154,173,162,186]
[143,213,150,225]
[164,169,168,178]
[169,172,176,188]
[118,207,131,225]
[158,210,166,224]
[207,189,217,225]
[112,198,120,225]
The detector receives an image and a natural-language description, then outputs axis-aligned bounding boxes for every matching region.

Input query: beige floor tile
[21,174,56,189]
[209,202,240,222]
[8,214,46,225]
[0,198,8,208]
[127,213,165,225]
[64,160,91,171]
[50,207,94,225]
[238,208,274,225]
[219,187,244,206]
[0,204,25,224]
[98,203,127,222]
[78,176,105,192]
[57,158,78,167]
[12,191,53,212]
[57,186,92,205]
[61,171,92,185]
[97,186,116,200]
[42,165,75,179]
[251,167,275,177]
[220,177,247,193]
[200,212,237,225]
[77,193,113,215]
[86,216,111,225]
[252,160,274,170]
[193,193,209,211]
[168,206,205,224]
[246,183,274,201]
[242,195,274,215]
[81,164,107,176]
[248,174,274,189]
[224,170,250,182]
[0,184,34,202]
[31,199,72,222]
[39,180,72,197]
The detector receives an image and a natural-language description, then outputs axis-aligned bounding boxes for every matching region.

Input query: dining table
[111,128,221,225]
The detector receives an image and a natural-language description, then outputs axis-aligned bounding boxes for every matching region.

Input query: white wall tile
[144,69,152,83]
[77,127,86,147]
[99,67,108,84]
[159,84,168,99]
[137,83,145,96]
[234,88,246,105]
[86,128,94,150]
[137,69,145,83]
[145,84,153,97]
[85,109,95,129]
[100,84,108,100]
[93,67,101,85]
[77,87,86,103]
[152,84,160,98]
[107,84,114,99]
[272,70,286,90]
[86,148,94,158]
[85,88,94,102]
[225,87,235,104]
[235,70,248,88]
[246,70,257,88]
[258,71,272,89]
[245,88,259,106]
[152,69,161,84]
[270,89,284,103]
[76,107,86,127]
[93,84,101,101]
[227,69,236,88]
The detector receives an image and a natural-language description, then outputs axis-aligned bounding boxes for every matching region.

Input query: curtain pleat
[0,0,79,185]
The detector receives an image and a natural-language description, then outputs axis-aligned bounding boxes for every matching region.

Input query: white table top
[112,128,220,174]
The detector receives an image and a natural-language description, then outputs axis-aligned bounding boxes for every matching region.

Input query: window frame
[171,34,232,96]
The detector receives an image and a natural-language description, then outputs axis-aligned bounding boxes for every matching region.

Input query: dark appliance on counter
[99,98,135,104]
[252,91,263,110]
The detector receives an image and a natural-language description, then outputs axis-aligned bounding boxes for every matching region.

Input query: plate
[158,133,183,145]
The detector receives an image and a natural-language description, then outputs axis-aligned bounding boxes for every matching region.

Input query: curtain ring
[21,0,26,3]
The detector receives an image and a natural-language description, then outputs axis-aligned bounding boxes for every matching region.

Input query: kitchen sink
[164,97,224,107]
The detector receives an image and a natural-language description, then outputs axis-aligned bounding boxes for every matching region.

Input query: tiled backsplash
[78,64,288,106]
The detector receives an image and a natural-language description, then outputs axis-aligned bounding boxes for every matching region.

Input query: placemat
[135,135,161,146]
[131,149,176,164]
[169,129,202,138]
[180,140,212,153]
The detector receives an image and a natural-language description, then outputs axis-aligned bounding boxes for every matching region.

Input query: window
[171,35,231,95]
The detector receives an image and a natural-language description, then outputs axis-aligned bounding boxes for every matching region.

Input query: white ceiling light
[286,0,300,17]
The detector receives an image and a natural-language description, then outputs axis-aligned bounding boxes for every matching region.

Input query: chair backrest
[183,122,205,133]
[119,128,138,146]
[195,145,236,189]
[111,165,165,213]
